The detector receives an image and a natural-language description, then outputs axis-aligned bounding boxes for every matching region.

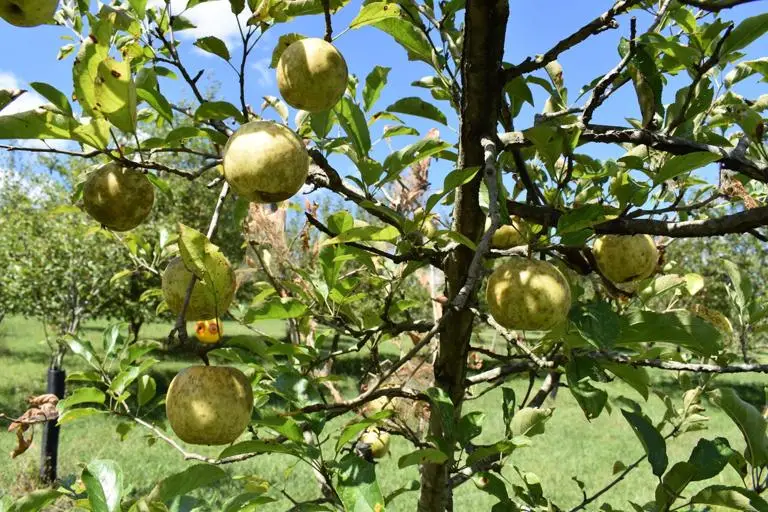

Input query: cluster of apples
[162,37,350,447]
[485,218,658,332]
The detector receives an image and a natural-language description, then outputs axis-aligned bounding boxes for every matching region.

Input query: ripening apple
[165,365,253,445]
[222,121,309,203]
[276,38,348,112]
[0,0,58,27]
[359,427,391,458]
[82,162,154,232]
[162,255,236,321]
[593,234,658,284]
[486,257,571,331]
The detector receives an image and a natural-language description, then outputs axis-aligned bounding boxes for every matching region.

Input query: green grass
[1,315,767,510]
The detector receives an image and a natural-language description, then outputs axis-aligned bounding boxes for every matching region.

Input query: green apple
[489,217,529,249]
[277,37,348,113]
[82,162,154,232]
[223,121,309,203]
[593,234,658,283]
[165,365,253,445]
[360,428,390,458]
[0,0,58,27]
[161,254,236,321]
[486,257,571,331]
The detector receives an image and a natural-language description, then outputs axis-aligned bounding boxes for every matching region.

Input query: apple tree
[1,0,768,511]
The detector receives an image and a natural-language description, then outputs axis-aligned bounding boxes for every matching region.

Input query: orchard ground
[0,315,765,510]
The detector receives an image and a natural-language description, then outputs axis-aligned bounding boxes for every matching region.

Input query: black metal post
[39,368,65,483]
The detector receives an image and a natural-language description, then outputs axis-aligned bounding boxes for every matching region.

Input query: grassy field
[1,315,766,511]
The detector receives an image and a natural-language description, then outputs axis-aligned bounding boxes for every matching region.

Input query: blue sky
[0,1,766,209]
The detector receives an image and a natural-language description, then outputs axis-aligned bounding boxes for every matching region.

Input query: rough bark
[417,2,508,510]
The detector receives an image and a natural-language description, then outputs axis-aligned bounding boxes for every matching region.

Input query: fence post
[39,368,65,483]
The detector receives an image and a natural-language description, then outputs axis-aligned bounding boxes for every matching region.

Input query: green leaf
[270,33,306,68]
[136,87,173,123]
[691,486,768,511]
[219,440,298,459]
[426,387,455,440]
[95,57,137,133]
[655,152,720,183]
[350,2,432,62]
[425,166,480,212]
[457,411,485,444]
[511,407,553,438]
[128,0,147,18]
[229,0,244,14]
[725,58,768,87]
[0,89,25,113]
[617,310,722,356]
[336,414,390,452]
[386,97,447,125]
[149,464,227,504]
[723,259,752,311]
[655,461,697,510]
[30,82,72,116]
[253,416,303,443]
[137,375,156,406]
[246,297,308,321]
[9,489,63,512]
[398,448,449,468]
[466,440,526,465]
[382,138,452,178]
[58,407,106,425]
[363,66,390,111]
[336,454,385,512]
[58,387,106,411]
[82,460,123,512]
[710,388,768,467]
[334,96,371,157]
[568,301,620,348]
[602,363,649,401]
[721,14,768,55]
[621,410,667,477]
[689,437,735,480]
[194,101,245,123]
[557,204,617,234]
[566,357,607,420]
[382,125,419,138]
[63,335,102,371]
[178,223,219,280]
[323,225,400,245]
[109,359,157,397]
[73,38,108,118]
[194,36,231,61]
[0,107,75,140]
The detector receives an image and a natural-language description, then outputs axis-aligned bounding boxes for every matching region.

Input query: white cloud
[147,0,251,49]
[251,58,274,87]
[0,71,46,115]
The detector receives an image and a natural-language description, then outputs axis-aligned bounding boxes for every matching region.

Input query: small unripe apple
[360,427,390,458]
[82,162,154,231]
[223,121,309,203]
[162,255,236,321]
[593,234,658,284]
[0,0,58,27]
[165,365,253,445]
[486,257,571,331]
[277,38,348,112]
[488,217,529,249]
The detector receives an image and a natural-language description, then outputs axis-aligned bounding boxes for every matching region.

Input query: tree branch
[504,0,641,81]
[676,0,761,11]
[499,123,768,182]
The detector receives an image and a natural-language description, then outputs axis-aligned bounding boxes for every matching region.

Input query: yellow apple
[82,162,154,231]
[276,38,348,112]
[161,255,236,320]
[0,0,58,27]
[222,121,309,203]
[195,318,223,344]
[486,257,571,331]
[360,427,390,458]
[593,234,658,283]
[489,217,529,249]
[165,365,253,445]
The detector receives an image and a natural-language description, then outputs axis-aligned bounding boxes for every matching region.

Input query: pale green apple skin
[82,162,154,231]
[360,428,390,458]
[166,366,254,446]
[222,121,309,203]
[593,234,658,284]
[276,38,348,113]
[161,255,236,321]
[0,0,58,27]
[486,257,571,331]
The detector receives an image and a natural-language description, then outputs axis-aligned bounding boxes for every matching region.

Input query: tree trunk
[417,2,509,511]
